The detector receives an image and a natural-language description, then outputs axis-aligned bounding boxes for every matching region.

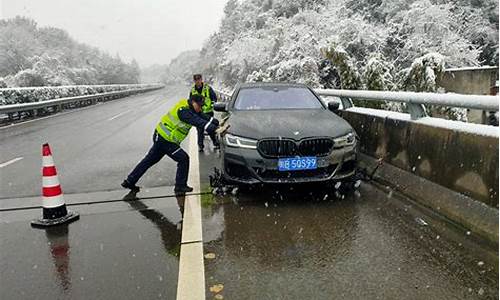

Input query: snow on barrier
[0,83,164,122]
[314,88,499,120]
[0,84,162,105]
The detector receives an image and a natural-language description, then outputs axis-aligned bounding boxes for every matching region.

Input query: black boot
[174,185,194,195]
[121,180,140,193]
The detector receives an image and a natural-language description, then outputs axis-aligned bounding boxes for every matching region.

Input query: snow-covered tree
[362,53,394,91]
[266,56,321,86]
[0,17,40,76]
[318,59,341,89]
[401,52,468,121]
[246,69,273,83]
[386,0,481,68]
[400,52,444,92]
[13,68,49,87]
[322,45,361,90]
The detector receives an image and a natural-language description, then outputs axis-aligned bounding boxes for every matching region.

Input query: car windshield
[234,86,323,110]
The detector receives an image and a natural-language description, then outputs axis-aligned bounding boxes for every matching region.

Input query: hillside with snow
[0,17,140,88]
[165,0,498,93]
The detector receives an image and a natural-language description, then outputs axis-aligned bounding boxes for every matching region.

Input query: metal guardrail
[314,89,499,120]
[215,87,499,120]
[0,84,164,118]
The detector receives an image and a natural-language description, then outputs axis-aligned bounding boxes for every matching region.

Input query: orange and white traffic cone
[31,143,79,227]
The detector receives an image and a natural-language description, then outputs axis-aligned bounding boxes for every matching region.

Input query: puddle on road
[201,184,498,299]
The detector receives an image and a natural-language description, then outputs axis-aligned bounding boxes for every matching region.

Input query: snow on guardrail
[0,84,164,122]
[314,89,498,111]
[0,83,164,106]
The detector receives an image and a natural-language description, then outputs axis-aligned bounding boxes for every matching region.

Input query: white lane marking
[108,110,131,121]
[176,132,205,300]
[0,157,23,168]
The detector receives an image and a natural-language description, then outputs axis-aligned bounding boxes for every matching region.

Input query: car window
[234,87,323,110]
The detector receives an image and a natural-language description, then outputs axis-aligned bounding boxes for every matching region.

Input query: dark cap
[190,94,204,104]
[193,74,202,80]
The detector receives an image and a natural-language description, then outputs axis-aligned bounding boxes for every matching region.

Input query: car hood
[225,109,354,140]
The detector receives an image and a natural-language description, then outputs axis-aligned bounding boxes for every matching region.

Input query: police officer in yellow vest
[122,94,219,195]
[190,74,220,152]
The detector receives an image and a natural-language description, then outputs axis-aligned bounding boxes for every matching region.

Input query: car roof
[236,82,310,89]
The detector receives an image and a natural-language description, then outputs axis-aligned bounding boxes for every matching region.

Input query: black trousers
[197,111,218,149]
[127,131,189,187]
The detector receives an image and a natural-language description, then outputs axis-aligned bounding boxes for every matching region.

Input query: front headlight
[333,132,355,148]
[224,134,258,149]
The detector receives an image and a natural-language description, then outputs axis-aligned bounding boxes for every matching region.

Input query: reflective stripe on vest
[191,84,213,113]
[155,99,192,144]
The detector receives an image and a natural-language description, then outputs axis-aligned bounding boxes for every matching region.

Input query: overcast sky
[1,0,228,67]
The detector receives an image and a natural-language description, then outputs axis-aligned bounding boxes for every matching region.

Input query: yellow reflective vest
[155,99,192,144]
[191,84,213,113]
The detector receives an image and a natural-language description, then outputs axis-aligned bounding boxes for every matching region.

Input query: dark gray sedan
[214,82,358,185]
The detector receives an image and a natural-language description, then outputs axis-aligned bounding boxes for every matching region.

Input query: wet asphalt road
[0,187,185,300]
[199,146,499,299]
[0,85,190,198]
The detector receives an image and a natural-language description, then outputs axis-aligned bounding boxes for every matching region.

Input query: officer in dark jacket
[122,94,218,195]
[189,74,220,152]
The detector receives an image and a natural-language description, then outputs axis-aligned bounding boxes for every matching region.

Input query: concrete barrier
[340,109,499,244]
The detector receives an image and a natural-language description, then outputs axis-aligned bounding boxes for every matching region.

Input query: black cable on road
[0,191,212,213]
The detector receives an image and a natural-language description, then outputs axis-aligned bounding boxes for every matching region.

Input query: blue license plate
[278,157,317,171]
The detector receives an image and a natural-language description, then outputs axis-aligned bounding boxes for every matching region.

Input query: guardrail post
[340,97,353,109]
[407,102,427,120]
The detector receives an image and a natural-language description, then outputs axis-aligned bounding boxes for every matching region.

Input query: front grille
[258,140,298,157]
[299,138,334,156]
[258,138,334,158]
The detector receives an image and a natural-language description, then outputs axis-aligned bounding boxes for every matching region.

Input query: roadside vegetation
[0,17,140,88]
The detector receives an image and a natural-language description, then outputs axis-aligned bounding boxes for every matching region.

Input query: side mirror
[328,102,340,113]
[214,102,228,112]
